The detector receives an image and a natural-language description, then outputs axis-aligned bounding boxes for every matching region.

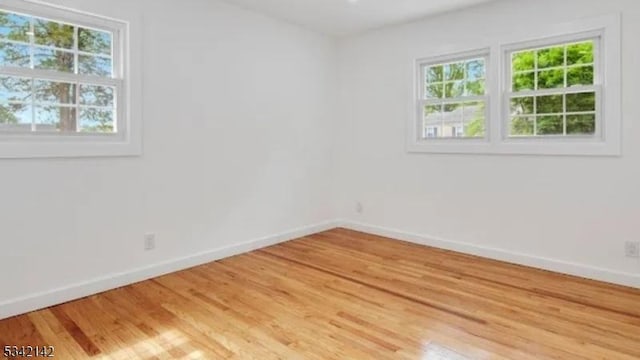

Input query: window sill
[407,139,621,157]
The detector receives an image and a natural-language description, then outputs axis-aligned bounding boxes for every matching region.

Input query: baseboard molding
[339,220,640,289]
[0,220,339,320]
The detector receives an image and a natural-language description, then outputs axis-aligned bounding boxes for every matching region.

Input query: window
[1,9,117,133]
[419,52,488,140]
[507,39,598,138]
[408,15,621,156]
[0,0,139,158]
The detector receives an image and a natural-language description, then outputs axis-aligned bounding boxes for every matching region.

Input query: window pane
[79,54,112,77]
[536,95,563,114]
[507,39,598,140]
[567,65,594,87]
[465,79,484,96]
[0,76,31,102]
[425,83,443,99]
[537,68,564,89]
[80,84,114,107]
[0,11,31,43]
[537,46,565,69]
[78,27,111,56]
[466,59,485,80]
[510,117,534,136]
[512,50,535,72]
[0,41,30,67]
[567,41,594,65]
[444,62,464,81]
[444,103,461,113]
[34,47,74,72]
[34,79,76,104]
[426,65,443,83]
[34,18,73,49]
[35,105,76,132]
[0,10,123,139]
[423,57,486,100]
[537,115,563,135]
[0,103,31,130]
[510,97,534,115]
[442,102,463,138]
[463,101,485,137]
[444,81,463,98]
[567,114,595,135]
[513,71,535,91]
[80,107,113,133]
[424,104,441,121]
[566,92,596,112]
[423,105,441,138]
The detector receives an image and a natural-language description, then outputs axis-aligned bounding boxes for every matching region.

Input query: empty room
[0,0,639,358]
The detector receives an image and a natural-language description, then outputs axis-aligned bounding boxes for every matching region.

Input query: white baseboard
[339,220,640,289]
[0,220,339,320]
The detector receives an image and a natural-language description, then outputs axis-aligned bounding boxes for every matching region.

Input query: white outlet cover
[625,242,640,258]
[144,234,156,250]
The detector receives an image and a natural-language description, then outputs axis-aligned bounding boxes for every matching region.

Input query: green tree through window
[510,41,596,136]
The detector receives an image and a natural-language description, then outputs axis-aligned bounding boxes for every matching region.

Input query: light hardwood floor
[1,228,640,359]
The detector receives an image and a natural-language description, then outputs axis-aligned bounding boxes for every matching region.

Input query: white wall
[336,0,640,285]
[0,0,337,316]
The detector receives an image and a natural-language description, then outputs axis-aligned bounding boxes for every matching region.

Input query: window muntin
[419,56,487,139]
[507,40,598,137]
[0,9,118,134]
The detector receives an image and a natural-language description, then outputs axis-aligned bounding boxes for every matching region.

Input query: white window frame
[407,14,621,156]
[0,0,141,158]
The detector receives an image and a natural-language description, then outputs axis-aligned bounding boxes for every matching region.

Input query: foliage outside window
[421,56,487,139]
[509,40,597,137]
[0,9,117,134]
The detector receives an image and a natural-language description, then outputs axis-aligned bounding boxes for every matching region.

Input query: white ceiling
[220,0,497,36]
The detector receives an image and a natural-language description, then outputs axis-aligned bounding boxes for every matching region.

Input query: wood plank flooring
[1,228,639,359]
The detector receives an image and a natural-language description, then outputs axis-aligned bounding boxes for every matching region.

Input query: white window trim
[0,0,142,158]
[407,14,621,156]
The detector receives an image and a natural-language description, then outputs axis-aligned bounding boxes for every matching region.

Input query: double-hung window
[506,38,599,138]
[418,51,488,141]
[0,0,138,158]
[408,15,621,156]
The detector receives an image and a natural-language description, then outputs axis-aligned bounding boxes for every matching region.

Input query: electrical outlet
[144,233,156,251]
[356,202,363,214]
[625,241,640,258]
